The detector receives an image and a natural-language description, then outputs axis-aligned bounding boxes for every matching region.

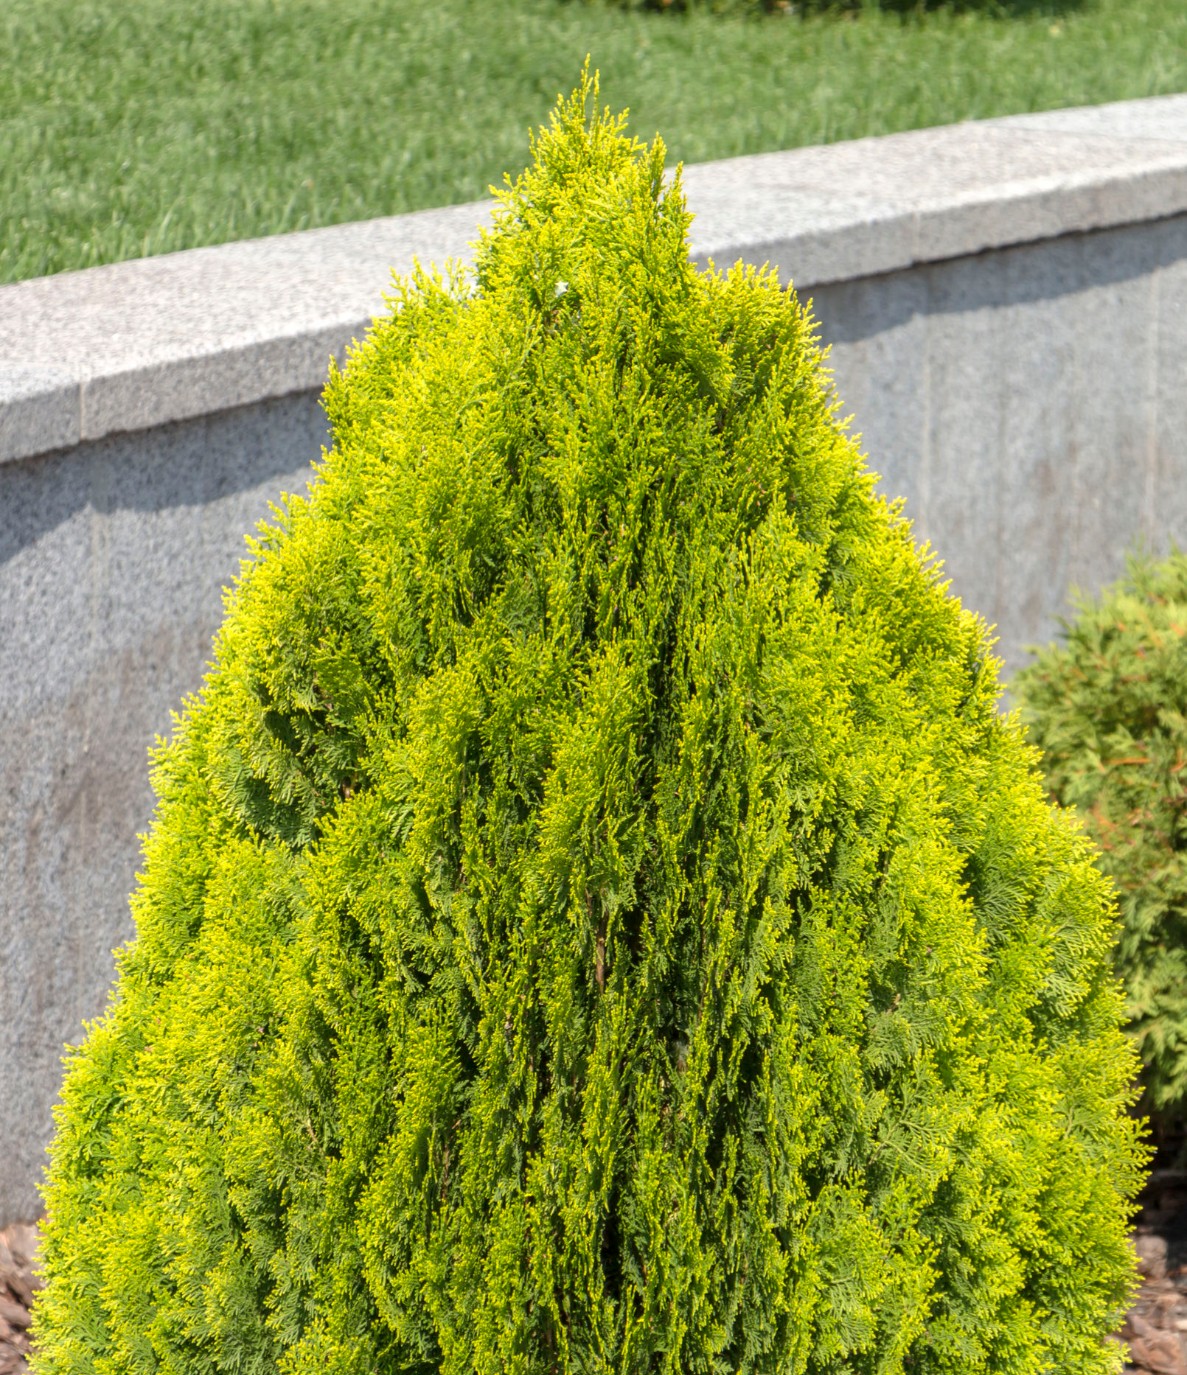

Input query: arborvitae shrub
[1015,551,1187,1130]
[34,77,1144,1375]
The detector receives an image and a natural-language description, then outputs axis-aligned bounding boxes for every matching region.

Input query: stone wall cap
[4,94,1187,466]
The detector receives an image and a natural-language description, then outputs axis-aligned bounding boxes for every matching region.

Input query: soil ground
[1122,1170,1187,1375]
[0,1223,38,1375]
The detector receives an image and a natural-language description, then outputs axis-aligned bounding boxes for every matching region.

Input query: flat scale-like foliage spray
[34,78,1144,1375]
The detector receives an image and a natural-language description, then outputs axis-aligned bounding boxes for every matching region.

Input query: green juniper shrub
[33,74,1144,1375]
[1015,551,1187,1134]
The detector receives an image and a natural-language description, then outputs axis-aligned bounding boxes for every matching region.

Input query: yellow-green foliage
[34,78,1144,1375]
[1015,551,1187,1123]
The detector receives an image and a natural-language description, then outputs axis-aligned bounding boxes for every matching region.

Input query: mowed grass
[3,0,1186,285]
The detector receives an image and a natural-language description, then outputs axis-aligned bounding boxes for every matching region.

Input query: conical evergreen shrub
[34,77,1145,1375]
[1014,551,1187,1128]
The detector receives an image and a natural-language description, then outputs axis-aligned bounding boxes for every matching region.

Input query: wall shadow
[812,214,1187,349]
[0,389,329,569]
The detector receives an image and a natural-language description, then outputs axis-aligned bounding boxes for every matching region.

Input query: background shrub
[33,76,1143,1375]
[1015,552,1187,1135]
[588,0,787,14]
[576,0,1062,17]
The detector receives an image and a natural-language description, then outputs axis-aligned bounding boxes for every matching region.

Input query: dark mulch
[1123,1170,1187,1375]
[0,1223,39,1375]
[4,1181,1187,1373]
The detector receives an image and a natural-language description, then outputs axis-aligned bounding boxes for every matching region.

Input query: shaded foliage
[1016,551,1187,1130]
[34,75,1141,1375]
[577,0,1084,20]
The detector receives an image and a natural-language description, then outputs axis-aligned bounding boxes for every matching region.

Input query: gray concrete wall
[5,94,1187,1223]
[815,212,1187,670]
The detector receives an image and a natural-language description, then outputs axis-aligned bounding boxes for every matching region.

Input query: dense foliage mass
[34,78,1143,1375]
[1016,551,1187,1125]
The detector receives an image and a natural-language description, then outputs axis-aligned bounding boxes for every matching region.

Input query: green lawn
[3,0,1185,285]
